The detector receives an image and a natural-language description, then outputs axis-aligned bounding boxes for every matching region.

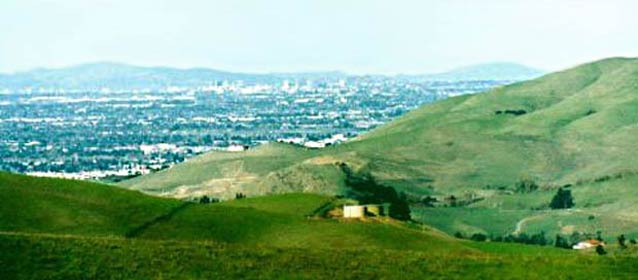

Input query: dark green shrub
[550,185,574,209]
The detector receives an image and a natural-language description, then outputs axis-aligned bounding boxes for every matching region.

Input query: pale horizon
[2,0,638,74]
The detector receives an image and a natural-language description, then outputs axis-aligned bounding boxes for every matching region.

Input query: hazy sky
[1,0,637,74]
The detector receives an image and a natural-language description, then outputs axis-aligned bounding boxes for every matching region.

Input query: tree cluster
[199,195,220,204]
[455,231,549,246]
[338,163,411,220]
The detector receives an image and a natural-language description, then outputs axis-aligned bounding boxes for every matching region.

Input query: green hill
[0,172,456,251]
[0,172,181,236]
[122,57,638,239]
[3,172,638,279]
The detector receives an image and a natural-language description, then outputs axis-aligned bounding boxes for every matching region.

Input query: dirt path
[513,214,545,235]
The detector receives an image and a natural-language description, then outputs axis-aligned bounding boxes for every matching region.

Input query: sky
[1,0,638,74]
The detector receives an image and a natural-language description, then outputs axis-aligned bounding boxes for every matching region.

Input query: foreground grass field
[4,172,638,278]
[3,232,638,279]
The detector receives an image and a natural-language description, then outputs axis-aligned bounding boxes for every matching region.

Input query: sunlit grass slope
[125,57,638,195]
[0,172,461,251]
[3,232,638,279]
[121,57,638,238]
[4,172,638,279]
[0,171,181,236]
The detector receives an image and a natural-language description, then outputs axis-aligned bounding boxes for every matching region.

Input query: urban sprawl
[0,77,508,180]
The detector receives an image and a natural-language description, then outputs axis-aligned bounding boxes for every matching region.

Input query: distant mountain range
[421,62,544,81]
[0,62,543,91]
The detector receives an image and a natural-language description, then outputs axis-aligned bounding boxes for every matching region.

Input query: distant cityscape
[0,63,540,180]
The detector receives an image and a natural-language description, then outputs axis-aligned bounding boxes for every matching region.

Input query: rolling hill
[2,171,638,279]
[122,57,638,239]
[0,172,456,250]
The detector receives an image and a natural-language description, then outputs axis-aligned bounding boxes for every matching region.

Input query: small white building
[303,141,326,149]
[226,144,247,152]
[343,205,365,218]
[572,240,605,250]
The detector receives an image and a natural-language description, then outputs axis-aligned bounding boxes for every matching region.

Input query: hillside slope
[0,172,181,236]
[0,172,459,251]
[124,57,638,195]
[122,57,638,238]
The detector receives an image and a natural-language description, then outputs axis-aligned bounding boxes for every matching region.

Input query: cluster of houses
[277,134,348,149]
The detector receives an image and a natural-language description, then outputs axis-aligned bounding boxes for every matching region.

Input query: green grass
[3,232,638,279]
[0,172,181,236]
[121,57,638,239]
[4,172,638,278]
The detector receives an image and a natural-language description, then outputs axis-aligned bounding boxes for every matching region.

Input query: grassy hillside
[4,232,638,279]
[121,143,346,199]
[3,172,638,279]
[0,172,456,251]
[122,57,638,239]
[0,172,181,236]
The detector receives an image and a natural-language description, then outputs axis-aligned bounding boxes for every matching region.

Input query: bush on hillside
[421,196,437,207]
[515,179,539,193]
[618,234,627,249]
[470,233,487,242]
[549,185,574,209]
[554,234,571,249]
[495,109,527,116]
[199,196,220,204]
[596,245,607,255]
[456,231,549,246]
[199,196,211,204]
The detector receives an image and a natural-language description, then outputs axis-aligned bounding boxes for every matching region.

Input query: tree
[530,231,548,246]
[389,192,411,220]
[199,195,211,204]
[596,245,607,255]
[550,185,574,209]
[470,233,487,242]
[421,196,437,207]
[555,234,571,249]
[618,234,627,249]
[447,195,458,207]
[338,163,411,220]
